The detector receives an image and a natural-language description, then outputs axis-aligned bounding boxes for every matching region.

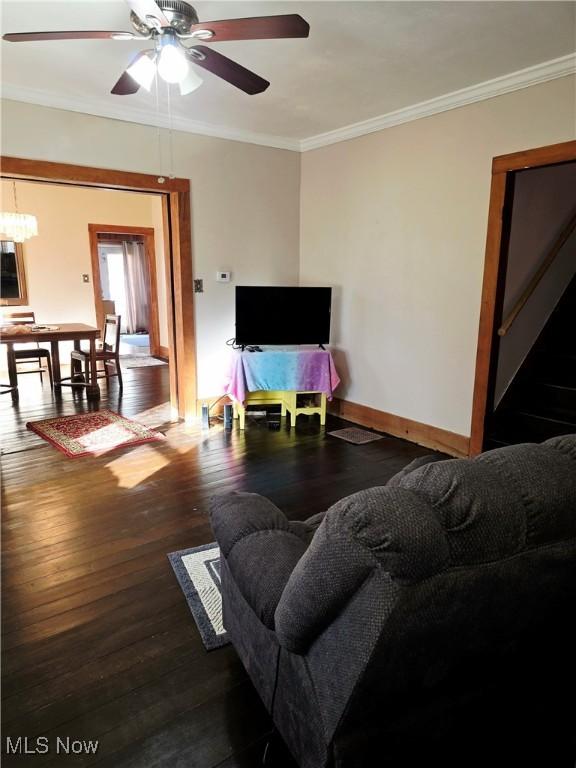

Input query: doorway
[1,155,196,420]
[89,225,163,360]
[470,139,576,455]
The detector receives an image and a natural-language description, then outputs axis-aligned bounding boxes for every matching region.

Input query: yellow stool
[233,390,326,429]
[285,391,327,426]
[233,390,290,430]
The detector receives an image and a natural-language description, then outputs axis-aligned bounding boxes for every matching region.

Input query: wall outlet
[194,279,204,293]
[82,274,90,283]
[216,271,231,283]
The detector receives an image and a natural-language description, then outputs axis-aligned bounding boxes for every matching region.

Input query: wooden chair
[2,311,53,387]
[70,314,123,391]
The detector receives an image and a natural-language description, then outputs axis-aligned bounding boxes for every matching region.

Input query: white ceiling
[1,1,575,148]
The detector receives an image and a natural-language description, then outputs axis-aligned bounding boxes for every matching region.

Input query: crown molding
[300,53,576,152]
[2,53,574,153]
[0,83,301,152]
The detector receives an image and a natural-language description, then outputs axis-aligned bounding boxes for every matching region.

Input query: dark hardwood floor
[1,367,433,767]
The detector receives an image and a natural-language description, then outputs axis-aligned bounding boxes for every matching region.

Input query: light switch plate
[194,279,204,293]
[82,274,90,283]
[216,271,231,283]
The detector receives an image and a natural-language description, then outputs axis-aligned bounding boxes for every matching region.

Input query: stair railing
[498,209,576,337]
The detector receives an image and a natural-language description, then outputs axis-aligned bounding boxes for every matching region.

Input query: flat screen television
[235,286,332,346]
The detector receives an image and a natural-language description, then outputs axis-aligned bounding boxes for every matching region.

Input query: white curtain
[122,241,150,334]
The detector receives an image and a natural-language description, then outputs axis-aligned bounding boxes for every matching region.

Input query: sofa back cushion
[275,435,576,654]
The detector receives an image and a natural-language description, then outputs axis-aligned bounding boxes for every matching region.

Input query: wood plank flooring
[1,367,433,767]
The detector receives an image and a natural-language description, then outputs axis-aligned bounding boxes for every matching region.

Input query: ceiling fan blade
[124,0,170,28]
[188,46,269,95]
[111,71,140,96]
[3,30,137,42]
[188,14,309,42]
[111,51,150,95]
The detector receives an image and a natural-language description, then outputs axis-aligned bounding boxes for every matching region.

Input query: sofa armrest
[274,486,449,654]
[209,492,308,629]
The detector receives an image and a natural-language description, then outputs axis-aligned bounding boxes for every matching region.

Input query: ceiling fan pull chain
[154,68,165,183]
[167,83,176,179]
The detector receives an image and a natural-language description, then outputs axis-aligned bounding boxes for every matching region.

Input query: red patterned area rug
[26,410,166,458]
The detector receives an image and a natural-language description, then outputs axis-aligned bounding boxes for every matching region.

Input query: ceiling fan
[2,0,310,96]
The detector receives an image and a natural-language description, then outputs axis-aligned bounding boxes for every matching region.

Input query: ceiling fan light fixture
[127,52,156,90]
[179,64,203,95]
[157,41,189,83]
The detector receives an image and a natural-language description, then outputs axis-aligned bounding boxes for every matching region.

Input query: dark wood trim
[96,232,147,244]
[169,190,196,421]
[158,345,169,361]
[0,156,196,420]
[162,196,178,415]
[88,227,105,335]
[143,230,160,359]
[469,172,509,456]
[88,224,161,358]
[0,157,189,193]
[492,140,576,175]
[470,139,576,455]
[329,397,470,457]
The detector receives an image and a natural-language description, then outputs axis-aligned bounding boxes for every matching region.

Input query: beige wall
[1,100,301,399]
[300,76,576,437]
[2,77,574,425]
[0,180,167,343]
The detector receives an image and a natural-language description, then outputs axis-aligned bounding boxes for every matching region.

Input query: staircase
[486,274,576,448]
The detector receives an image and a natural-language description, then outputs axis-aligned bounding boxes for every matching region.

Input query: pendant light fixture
[0,181,38,243]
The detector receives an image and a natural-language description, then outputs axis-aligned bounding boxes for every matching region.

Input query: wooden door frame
[0,156,196,420]
[88,224,162,358]
[469,139,576,455]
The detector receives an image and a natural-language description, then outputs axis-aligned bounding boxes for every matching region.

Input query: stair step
[491,275,576,449]
[536,355,576,388]
[483,437,512,451]
[518,382,576,413]
[489,410,576,445]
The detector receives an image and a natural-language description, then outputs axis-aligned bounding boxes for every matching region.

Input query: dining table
[1,323,101,400]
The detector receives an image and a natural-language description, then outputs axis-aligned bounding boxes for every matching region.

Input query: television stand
[226,348,340,430]
[233,390,326,430]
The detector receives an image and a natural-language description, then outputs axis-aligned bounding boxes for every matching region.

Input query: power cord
[226,338,262,353]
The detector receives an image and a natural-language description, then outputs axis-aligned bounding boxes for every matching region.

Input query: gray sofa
[209,436,576,767]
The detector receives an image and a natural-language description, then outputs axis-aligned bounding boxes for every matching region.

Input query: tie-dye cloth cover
[225,349,341,404]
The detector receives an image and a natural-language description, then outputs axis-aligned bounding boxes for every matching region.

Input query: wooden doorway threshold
[470,139,576,455]
[0,157,196,420]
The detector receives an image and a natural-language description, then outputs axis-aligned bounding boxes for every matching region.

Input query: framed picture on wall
[0,239,28,306]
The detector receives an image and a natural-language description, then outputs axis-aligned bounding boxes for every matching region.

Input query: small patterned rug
[168,543,229,651]
[26,410,166,458]
[122,356,168,368]
[328,427,384,444]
